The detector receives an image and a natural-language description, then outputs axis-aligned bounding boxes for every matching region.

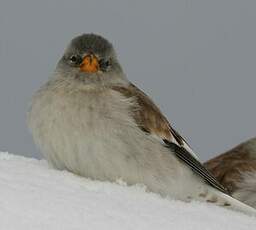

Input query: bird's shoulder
[110,82,185,145]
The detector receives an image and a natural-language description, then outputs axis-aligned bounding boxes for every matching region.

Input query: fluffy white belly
[28,84,202,199]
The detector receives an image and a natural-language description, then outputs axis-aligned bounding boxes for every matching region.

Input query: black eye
[68,55,82,65]
[99,59,111,71]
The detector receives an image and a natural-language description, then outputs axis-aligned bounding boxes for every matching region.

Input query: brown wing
[204,138,256,193]
[112,83,186,146]
[112,83,228,193]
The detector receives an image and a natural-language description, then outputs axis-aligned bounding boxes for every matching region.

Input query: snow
[0,152,255,230]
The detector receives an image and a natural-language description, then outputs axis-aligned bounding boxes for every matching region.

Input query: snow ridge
[0,152,255,230]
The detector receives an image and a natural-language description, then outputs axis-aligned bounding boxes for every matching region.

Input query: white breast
[28,81,203,200]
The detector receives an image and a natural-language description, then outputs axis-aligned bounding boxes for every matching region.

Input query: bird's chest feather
[29,86,139,178]
[29,84,196,198]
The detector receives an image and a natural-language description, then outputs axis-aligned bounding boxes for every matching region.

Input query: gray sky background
[0,0,256,161]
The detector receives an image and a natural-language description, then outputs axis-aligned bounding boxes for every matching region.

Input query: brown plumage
[204,137,256,193]
[111,83,186,146]
[112,84,229,193]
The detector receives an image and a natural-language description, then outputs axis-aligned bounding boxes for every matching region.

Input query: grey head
[55,34,127,87]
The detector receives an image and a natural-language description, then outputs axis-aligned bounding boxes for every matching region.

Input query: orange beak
[80,54,99,73]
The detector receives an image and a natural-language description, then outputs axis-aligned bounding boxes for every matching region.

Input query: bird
[205,137,256,208]
[28,33,256,215]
